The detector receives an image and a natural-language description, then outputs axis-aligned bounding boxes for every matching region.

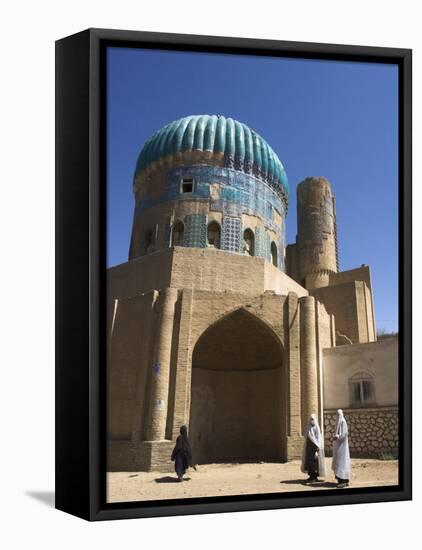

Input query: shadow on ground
[25,491,55,507]
[306,481,338,488]
[154,476,192,483]
[280,479,338,488]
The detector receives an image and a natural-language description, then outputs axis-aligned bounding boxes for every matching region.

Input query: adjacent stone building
[323,337,398,458]
[107,114,397,471]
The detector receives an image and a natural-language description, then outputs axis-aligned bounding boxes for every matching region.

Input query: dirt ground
[107,459,398,503]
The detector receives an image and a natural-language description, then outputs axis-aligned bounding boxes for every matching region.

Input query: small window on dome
[271,242,278,267]
[145,227,156,255]
[180,177,194,194]
[243,229,255,256]
[172,221,184,247]
[207,222,221,249]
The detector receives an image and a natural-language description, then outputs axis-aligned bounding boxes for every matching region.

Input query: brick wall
[108,247,308,299]
[311,281,372,343]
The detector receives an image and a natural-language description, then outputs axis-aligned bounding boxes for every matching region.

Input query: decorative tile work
[220,186,238,202]
[222,216,241,253]
[222,202,242,217]
[233,154,243,171]
[241,192,250,208]
[183,214,207,248]
[278,216,286,270]
[255,226,271,260]
[277,239,284,269]
[254,226,263,258]
[265,232,271,262]
[134,163,286,269]
[244,159,253,174]
[137,165,284,228]
[224,154,235,169]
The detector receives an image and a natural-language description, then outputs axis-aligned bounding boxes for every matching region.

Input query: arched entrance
[189,308,285,464]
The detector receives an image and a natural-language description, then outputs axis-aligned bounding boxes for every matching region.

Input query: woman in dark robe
[301,414,326,483]
[171,425,195,481]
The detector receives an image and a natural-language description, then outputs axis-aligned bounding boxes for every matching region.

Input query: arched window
[270,242,278,267]
[207,221,221,249]
[172,220,184,247]
[243,229,255,256]
[145,226,156,255]
[349,371,376,407]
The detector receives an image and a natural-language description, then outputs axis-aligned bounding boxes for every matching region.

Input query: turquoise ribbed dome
[135,115,288,196]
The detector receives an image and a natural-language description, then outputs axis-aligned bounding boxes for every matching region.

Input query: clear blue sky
[107,47,398,333]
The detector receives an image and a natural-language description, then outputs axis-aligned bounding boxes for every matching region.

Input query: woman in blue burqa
[171,425,196,481]
[301,413,326,483]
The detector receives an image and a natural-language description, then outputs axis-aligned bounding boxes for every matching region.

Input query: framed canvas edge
[56,29,92,521]
[55,28,412,522]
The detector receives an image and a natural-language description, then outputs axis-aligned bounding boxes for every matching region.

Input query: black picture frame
[55,28,412,521]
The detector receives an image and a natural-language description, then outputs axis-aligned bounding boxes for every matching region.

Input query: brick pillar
[171,288,194,439]
[300,295,319,431]
[145,288,178,441]
[285,292,304,459]
[130,291,157,445]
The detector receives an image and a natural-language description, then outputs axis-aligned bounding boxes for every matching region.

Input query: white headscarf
[305,414,323,449]
[332,409,351,480]
[335,409,348,439]
[301,414,327,477]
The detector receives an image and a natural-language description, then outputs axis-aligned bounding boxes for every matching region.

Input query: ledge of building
[107,246,308,300]
[323,337,398,355]
[324,405,398,413]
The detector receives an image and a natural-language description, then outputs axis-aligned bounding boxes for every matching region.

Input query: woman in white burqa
[332,409,351,488]
[301,414,326,482]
